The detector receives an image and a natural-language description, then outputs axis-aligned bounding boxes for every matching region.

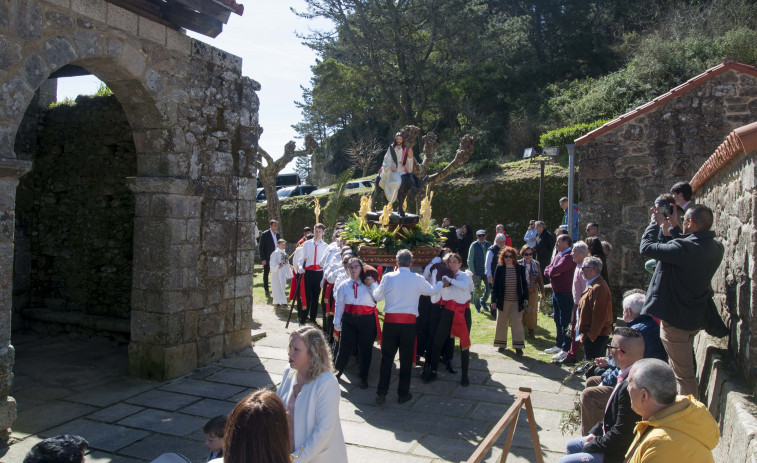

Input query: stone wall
[0,0,261,421]
[13,94,136,326]
[578,69,757,294]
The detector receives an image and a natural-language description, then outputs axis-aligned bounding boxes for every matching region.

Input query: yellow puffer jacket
[625,395,720,463]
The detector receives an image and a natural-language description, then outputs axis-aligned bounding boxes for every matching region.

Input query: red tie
[313,243,317,266]
[352,281,358,299]
[453,273,458,279]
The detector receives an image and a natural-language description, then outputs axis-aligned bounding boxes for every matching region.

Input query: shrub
[538,119,610,151]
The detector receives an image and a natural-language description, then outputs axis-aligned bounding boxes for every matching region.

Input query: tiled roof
[211,0,244,15]
[575,60,757,146]
[690,121,757,193]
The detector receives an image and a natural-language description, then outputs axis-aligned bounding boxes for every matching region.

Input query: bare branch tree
[256,134,318,229]
[344,135,383,177]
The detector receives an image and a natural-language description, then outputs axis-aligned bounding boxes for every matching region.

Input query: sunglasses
[503,254,514,258]
[523,252,533,256]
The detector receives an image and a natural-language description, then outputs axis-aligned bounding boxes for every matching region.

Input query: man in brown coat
[577,256,613,360]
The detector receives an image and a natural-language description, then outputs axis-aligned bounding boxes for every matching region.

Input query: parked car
[256,188,266,202]
[309,180,374,196]
[277,185,318,199]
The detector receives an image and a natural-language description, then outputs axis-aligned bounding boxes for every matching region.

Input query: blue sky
[57,1,331,173]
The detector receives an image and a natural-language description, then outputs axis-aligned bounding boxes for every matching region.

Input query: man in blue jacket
[560,197,579,241]
[640,204,723,398]
[467,230,491,313]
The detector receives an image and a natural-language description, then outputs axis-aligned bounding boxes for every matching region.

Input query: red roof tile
[691,121,757,193]
[575,60,757,146]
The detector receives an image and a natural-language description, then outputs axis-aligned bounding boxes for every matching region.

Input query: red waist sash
[304,265,323,271]
[383,312,416,324]
[441,299,471,349]
[345,303,382,342]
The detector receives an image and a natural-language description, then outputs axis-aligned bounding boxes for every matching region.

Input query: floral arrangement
[341,215,445,254]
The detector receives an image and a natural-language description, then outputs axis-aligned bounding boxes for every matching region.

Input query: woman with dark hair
[585,236,609,283]
[457,224,474,267]
[422,253,473,386]
[277,326,347,462]
[221,389,291,463]
[519,245,544,339]
[491,246,529,356]
[333,257,380,389]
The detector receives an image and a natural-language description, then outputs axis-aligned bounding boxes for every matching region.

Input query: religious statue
[370,131,426,216]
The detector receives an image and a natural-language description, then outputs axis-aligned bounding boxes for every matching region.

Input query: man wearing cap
[467,230,491,313]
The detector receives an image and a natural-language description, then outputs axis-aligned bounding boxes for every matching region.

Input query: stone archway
[0,0,261,436]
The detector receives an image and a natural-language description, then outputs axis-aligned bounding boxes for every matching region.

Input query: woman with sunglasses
[491,246,529,355]
[519,245,544,339]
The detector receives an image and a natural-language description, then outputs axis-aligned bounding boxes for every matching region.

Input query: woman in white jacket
[277,326,347,462]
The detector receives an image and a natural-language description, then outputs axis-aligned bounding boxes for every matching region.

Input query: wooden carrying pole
[466,387,543,463]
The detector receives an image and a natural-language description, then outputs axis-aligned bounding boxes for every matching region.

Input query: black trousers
[262,263,271,292]
[377,321,416,397]
[428,307,472,373]
[335,313,377,380]
[302,270,323,323]
[583,335,609,361]
[416,296,433,360]
[424,303,454,361]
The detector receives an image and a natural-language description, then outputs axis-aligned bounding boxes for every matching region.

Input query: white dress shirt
[334,278,378,326]
[485,248,498,278]
[297,239,328,272]
[371,267,442,316]
[432,270,473,304]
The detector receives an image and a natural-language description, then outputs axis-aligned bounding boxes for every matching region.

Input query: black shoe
[515,348,523,356]
[360,378,368,389]
[443,358,456,374]
[461,375,470,387]
[560,357,578,366]
[497,347,506,353]
[375,394,386,405]
[398,393,413,404]
[422,371,437,383]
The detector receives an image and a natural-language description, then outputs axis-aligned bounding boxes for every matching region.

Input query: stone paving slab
[116,409,207,437]
[203,368,281,389]
[87,403,145,424]
[158,378,246,400]
[179,398,236,419]
[411,395,477,418]
[13,400,99,438]
[486,371,564,393]
[117,434,205,462]
[42,418,150,452]
[215,354,263,370]
[66,378,158,407]
[126,390,201,412]
[341,420,419,453]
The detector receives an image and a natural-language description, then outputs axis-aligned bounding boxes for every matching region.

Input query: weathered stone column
[126,176,204,380]
[0,158,32,440]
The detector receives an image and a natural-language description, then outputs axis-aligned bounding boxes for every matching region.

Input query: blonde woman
[276,326,347,462]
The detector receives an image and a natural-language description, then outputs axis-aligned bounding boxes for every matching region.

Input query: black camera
[655,198,672,217]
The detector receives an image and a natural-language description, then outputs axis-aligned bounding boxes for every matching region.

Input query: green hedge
[538,119,610,152]
[256,161,570,249]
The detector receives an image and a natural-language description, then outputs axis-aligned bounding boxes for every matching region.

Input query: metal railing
[466,387,544,463]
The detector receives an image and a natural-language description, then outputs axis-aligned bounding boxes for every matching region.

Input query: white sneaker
[552,350,568,361]
[544,346,561,354]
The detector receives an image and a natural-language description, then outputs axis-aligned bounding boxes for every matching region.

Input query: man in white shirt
[369,249,443,405]
[296,223,328,325]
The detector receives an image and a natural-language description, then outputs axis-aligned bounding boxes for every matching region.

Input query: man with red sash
[369,249,443,405]
[319,232,344,342]
[333,257,380,389]
[425,252,474,386]
[296,223,328,325]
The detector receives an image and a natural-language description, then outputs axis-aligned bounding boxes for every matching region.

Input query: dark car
[277,185,318,199]
[256,188,266,202]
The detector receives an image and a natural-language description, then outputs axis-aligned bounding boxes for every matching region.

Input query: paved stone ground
[2,303,582,463]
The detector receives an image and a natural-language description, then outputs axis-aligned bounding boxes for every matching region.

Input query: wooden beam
[169,0,231,23]
[163,3,223,38]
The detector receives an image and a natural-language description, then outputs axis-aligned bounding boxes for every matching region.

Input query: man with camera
[639,203,723,398]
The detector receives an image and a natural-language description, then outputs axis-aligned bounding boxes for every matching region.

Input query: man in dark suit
[534,221,555,284]
[561,327,645,463]
[640,204,723,398]
[258,219,280,296]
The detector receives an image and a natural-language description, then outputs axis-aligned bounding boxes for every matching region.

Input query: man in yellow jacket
[625,358,720,462]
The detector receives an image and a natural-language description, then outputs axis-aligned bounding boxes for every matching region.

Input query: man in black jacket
[258,219,280,296]
[534,221,555,284]
[560,327,645,463]
[640,204,723,398]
